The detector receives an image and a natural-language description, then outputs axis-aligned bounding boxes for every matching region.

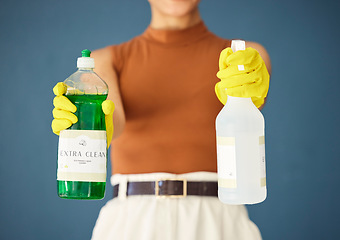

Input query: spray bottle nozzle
[231,40,246,52]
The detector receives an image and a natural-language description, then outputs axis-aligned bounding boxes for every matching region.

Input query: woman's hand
[51,82,115,148]
[215,46,270,108]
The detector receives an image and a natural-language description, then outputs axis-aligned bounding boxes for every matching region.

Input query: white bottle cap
[77,49,95,68]
[77,57,95,68]
[231,40,246,52]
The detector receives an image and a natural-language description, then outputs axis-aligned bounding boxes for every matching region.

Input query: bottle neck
[78,67,94,71]
[227,95,252,101]
[226,95,254,107]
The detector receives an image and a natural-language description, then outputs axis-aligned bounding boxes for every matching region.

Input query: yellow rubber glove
[102,99,115,149]
[215,47,270,108]
[51,82,115,148]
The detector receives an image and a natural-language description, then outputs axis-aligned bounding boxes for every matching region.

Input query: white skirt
[92,172,262,240]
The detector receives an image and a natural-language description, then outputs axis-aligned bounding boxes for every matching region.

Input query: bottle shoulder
[64,69,108,95]
[216,104,264,133]
[216,104,264,121]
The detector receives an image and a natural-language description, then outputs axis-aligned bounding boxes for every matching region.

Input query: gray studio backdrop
[1,0,339,239]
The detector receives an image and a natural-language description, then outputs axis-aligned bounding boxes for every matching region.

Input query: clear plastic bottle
[57,49,109,200]
[216,40,267,205]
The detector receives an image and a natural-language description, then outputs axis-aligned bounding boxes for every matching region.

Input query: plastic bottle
[57,49,108,200]
[215,40,266,205]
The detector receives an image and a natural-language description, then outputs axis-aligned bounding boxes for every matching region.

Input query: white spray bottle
[216,40,267,205]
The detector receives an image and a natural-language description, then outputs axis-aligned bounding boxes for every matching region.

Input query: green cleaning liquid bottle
[57,49,108,200]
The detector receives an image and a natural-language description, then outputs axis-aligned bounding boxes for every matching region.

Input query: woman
[53,0,271,239]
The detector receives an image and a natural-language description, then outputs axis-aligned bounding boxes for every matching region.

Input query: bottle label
[259,136,266,187]
[217,136,237,188]
[57,130,107,182]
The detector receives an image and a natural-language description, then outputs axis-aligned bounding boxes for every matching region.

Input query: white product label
[57,130,107,182]
[259,136,266,187]
[217,136,237,188]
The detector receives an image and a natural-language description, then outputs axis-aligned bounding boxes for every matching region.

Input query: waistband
[111,172,218,200]
[111,171,218,186]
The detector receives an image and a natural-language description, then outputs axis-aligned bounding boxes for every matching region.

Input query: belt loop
[118,175,128,200]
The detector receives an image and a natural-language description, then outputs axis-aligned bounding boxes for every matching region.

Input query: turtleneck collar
[141,21,209,47]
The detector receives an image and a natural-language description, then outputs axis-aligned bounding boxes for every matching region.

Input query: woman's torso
[108,22,230,174]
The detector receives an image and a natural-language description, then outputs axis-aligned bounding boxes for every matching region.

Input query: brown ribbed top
[108,22,230,174]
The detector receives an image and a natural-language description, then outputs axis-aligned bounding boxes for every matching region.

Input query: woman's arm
[92,48,126,139]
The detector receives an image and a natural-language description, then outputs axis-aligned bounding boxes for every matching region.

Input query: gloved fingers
[105,114,114,149]
[216,60,269,91]
[219,47,261,71]
[53,96,77,113]
[102,100,115,115]
[217,57,264,87]
[51,119,72,135]
[217,58,263,79]
[52,108,78,124]
[217,69,258,88]
[215,78,268,105]
[53,82,67,96]
[227,48,261,66]
[234,63,270,98]
[215,68,261,97]
[251,96,265,108]
[51,82,77,135]
[225,84,252,98]
[216,82,264,104]
[102,100,115,148]
[215,83,228,105]
[215,82,265,107]
[225,78,266,99]
[219,47,233,70]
